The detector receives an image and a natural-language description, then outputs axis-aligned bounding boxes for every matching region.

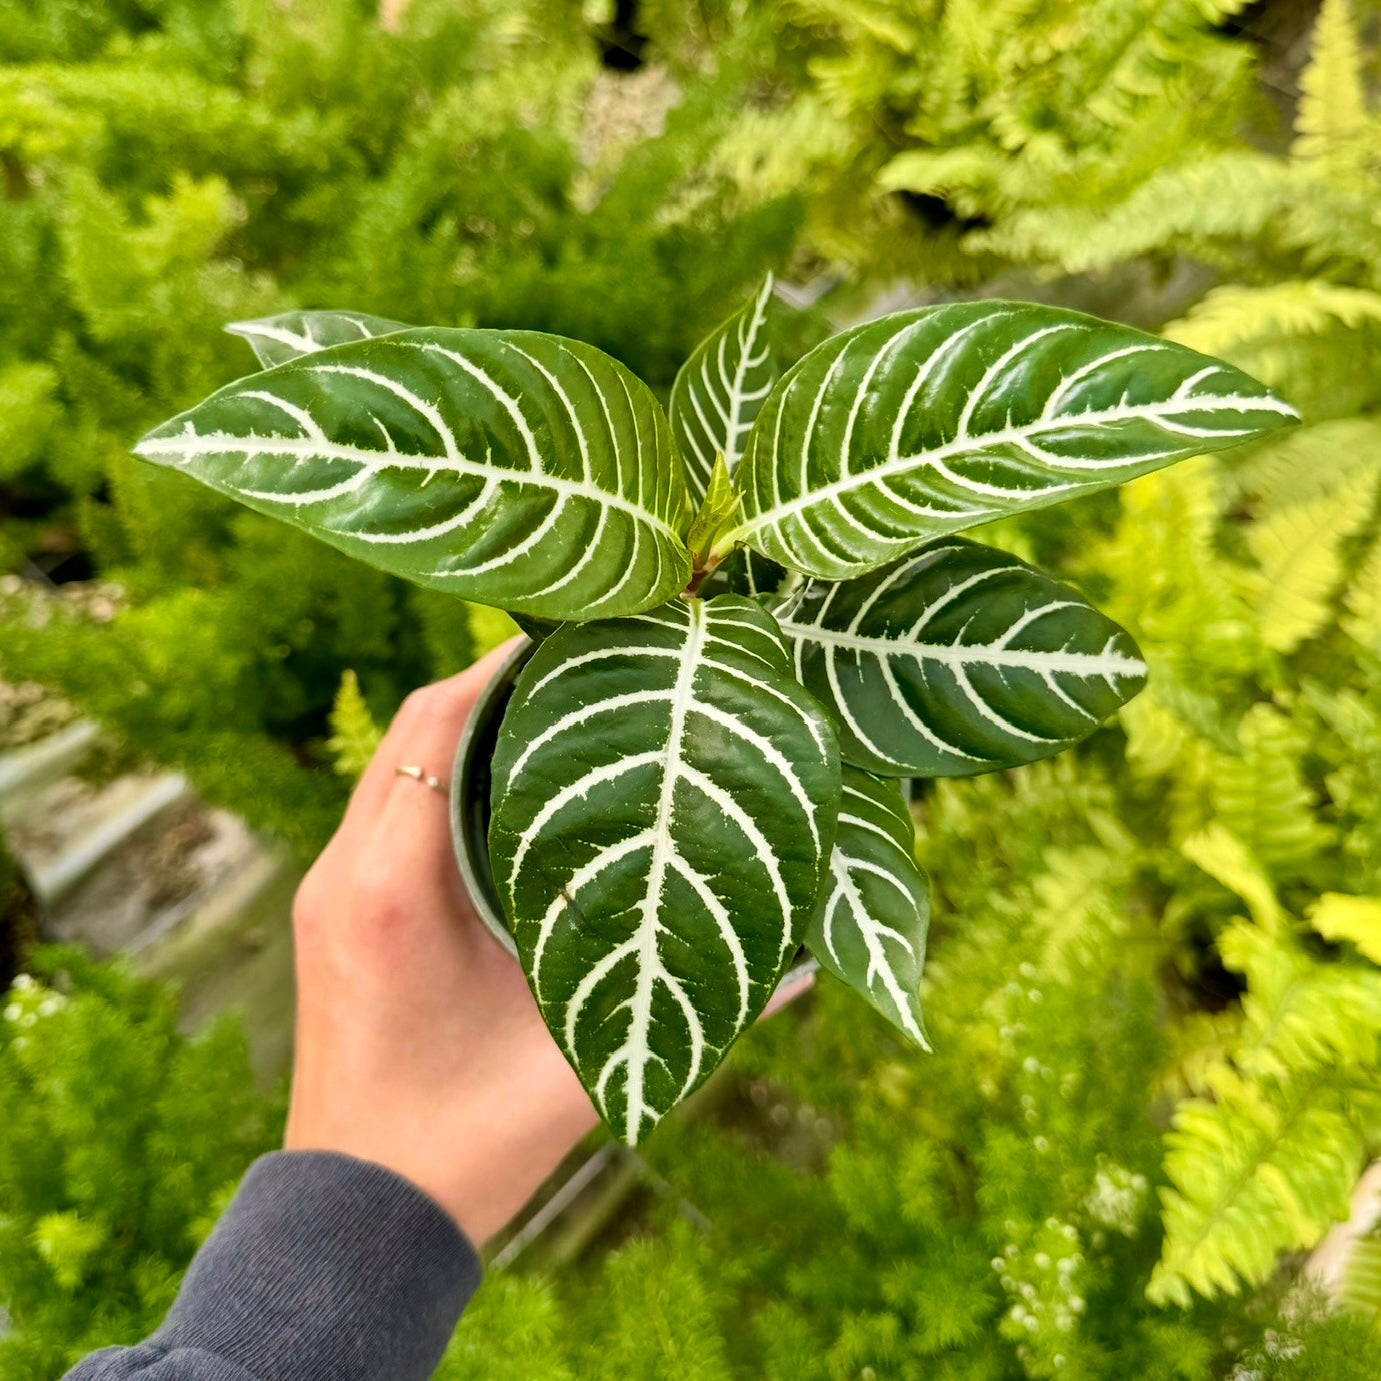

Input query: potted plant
[134,282,1296,1144]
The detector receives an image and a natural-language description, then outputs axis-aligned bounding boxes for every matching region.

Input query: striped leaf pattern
[226,309,413,368]
[807,767,930,1045]
[727,301,1300,579]
[135,329,693,621]
[488,595,840,1144]
[776,538,1147,777]
[670,275,779,504]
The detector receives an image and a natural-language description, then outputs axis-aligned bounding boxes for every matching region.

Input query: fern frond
[1213,706,1328,877]
[1338,1234,1381,1324]
[1310,894,1381,966]
[1119,687,1194,778]
[1166,281,1381,359]
[1292,0,1367,163]
[325,670,383,781]
[1344,538,1381,650]
[968,151,1287,273]
[1030,846,1127,982]
[1229,419,1381,511]
[1244,461,1378,654]
[1219,921,1381,1079]
[1181,825,1283,931]
[1149,1067,1368,1307]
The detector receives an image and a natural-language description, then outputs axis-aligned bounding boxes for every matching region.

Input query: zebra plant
[134,283,1297,1144]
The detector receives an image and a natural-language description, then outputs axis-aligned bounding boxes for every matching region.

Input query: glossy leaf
[807,767,930,1045]
[225,309,413,368]
[135,329,693,621]
[670,274,779,504]
[488,595,840,1144]
[725,301,1299,579]
[776,538,1147,777]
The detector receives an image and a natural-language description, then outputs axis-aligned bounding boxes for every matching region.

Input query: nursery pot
[449,640,819,995]
[450,638,534,957]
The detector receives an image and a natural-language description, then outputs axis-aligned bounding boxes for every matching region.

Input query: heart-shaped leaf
[488,595,840,1144]
[670,275,780,504]
[135,329,693,621]
[726,301,1299,579]
[226,310,413,368]
[776,538,1147,777]
[807,767,930,1046]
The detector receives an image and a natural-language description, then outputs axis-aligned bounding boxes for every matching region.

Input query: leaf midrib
[136,431,685,542]
[730,392,1295,542]
[777,614,1146,677]
[618,600,706,1143]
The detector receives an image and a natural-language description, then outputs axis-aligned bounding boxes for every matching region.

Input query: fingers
[348,639,528,911]
[759,964,815,1021]
[335,637,524,851]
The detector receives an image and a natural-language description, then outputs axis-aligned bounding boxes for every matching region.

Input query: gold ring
[396,763,449,793]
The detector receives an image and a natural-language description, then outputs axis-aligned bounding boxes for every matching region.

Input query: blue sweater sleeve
[63,1151,483,1381]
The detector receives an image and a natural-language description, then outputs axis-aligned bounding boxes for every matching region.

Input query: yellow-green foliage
[325,670,383,782]
[720,0,1261,281]
[1074,170,1381,1301]
[1293,0,1369,165]
[1341,1235,1381,1327]
[0,951,279,1380]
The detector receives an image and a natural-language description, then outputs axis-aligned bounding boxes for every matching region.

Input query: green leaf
[806,767,930,1045]
[775,538,1147,777]
[488,595,840,1144]
[1150,1067,1368,1307]
[725,302,1299,580]
[135,329,693,621]
[225,309,414,368]
[1309,893,1381,966]
[670,274,779,504]
[508,611,562,643]
[685,454,741,568]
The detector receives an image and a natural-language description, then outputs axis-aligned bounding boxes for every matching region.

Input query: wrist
[284,1079,597,1244]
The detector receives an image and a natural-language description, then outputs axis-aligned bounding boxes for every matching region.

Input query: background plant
[4,0,1381,1367]
[0,0,805,852]
[0,949,278,1380]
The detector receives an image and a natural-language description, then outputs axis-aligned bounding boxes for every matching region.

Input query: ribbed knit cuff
[151,1151,482,1381]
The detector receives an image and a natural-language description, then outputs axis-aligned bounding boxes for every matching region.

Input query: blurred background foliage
[4,0,1381,1375]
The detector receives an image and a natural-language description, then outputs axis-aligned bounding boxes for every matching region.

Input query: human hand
[284,641,598,1245]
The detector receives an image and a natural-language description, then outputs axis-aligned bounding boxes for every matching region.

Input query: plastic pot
[449,638,534,957]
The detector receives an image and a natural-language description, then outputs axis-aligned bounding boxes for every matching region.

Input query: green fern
[1345,539,1381,650]
[1181,825,1283,932]
[741,0,1261,282]
[1220,921,1381,1080]
[1213,705,1329,879]
[325,670,382,782]
[1243,460,1378,654]
[1150,1065,1372,1307]
[1165,285,1381,421]
[1339,1233,1381,1327]
[1292,0,1368,165]
[1310,894,1381,967]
